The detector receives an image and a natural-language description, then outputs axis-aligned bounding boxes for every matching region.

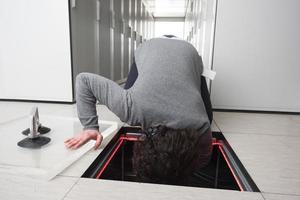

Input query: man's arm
[65,72,132,149]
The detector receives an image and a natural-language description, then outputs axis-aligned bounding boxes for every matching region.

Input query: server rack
[130,0,137,63]
[109,0,115,80]
[135,0,142,48]
[97,0,112,79]
[113,0,122,81]
[145,11,149,40]
[141,3,146,42]
[122,0,131,78]
[70,0,100,77]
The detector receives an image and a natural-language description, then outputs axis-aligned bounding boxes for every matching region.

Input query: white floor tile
[60,128,118,177]
[213,112,300,136]
[224,133,300,195]
[262,193,300,200]
[0,173,78,200]
[0,116,117,180]
[64,178,264,200]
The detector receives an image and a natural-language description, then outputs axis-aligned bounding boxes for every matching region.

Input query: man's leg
[124,61,138,89]
[201,76,213,124]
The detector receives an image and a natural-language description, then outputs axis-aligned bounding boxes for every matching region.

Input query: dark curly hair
[132,126,212,185]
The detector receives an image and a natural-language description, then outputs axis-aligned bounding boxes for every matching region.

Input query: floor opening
[82,127,260,192]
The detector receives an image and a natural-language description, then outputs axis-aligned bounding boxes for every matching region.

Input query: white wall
[211,0,300,112]
[0,0,73,102]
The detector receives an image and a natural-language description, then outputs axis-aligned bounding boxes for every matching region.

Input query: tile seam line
[61,177,81,200]
[262,192,300,197]
[261,192,267,200]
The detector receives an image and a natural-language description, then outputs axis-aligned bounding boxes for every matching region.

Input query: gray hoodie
[76,38,210,135]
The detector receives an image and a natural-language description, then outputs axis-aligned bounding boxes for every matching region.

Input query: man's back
[128,38,210,133]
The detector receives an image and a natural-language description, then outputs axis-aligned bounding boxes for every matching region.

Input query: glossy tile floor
[1,101,300,200]
[63,111,300,200]
[213,112,300,199]
[0,115,117,180]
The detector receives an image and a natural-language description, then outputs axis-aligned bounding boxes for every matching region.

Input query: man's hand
[64,129,103,150]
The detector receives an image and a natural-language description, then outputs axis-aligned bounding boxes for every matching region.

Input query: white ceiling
[143,0,188,17]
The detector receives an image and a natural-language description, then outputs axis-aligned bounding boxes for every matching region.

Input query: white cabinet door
[0,0,73,102]
[211,0,300,112]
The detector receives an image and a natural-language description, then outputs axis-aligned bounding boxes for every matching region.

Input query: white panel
[0,0,73,102]
[0,115,118,180]
[211,0,300,112]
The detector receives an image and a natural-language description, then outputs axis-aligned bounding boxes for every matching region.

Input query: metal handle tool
[18,107,51,149]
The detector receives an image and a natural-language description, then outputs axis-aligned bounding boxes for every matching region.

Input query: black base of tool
[17,136,51,149]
